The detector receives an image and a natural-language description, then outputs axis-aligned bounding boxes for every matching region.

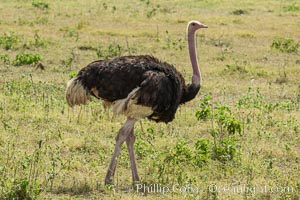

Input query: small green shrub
[23,32,47,49]
[133,127,156,159]
[283,4,300,12]
[0,141,44,200]
[271,37,299,53]
[0,32,20,50]
[3,178,42,200]
[237,87,298,113]
[141,0,161,18]
[96,43,122,59]
[60,27,79,41]
[157,140,195,185]
[237,87,265,109]
[13,52,41,66]
[196,94,212,121]
[225,63,248,74]
[231,9,249,15]
[214,105,242,135]
[135,139,152,158]
[155,138,211,185]
[32,0,49,9]
[63,57,73,69]
[0,54,10,64]
[193,138,210,167]
[212,137,239,162]
[68,71,77,79]
[31,32,47,48]
[163,35,184,50]
[196,97,243,163]
[107,43,122,58]
[147,7,157,18]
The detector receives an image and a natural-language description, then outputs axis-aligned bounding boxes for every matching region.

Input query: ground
[0,0,299,199]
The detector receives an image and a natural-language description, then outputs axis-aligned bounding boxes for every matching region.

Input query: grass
[0,0,299,199]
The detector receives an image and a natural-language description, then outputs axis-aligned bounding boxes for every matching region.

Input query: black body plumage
[72,55,200,123]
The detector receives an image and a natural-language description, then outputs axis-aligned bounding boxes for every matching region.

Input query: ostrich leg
[105,117,136,185]
[126,129,140,182]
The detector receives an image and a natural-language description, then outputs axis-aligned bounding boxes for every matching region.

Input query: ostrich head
[187,20,208,33]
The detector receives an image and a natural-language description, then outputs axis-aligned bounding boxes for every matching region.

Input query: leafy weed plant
[0,32,20,50]
[13,52,41,66]
[231,9,249,15]
[157,139,209,185]
[196,95,242,162]
[0,54,10,65]
[96,43,122,59]
[271,37,299,53]
[283,4,300,12]
[32,0,49,10]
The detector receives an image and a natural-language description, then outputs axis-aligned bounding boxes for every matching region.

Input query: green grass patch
[0,32,20,50]
[283,4,300,12]
[271,37,299,53]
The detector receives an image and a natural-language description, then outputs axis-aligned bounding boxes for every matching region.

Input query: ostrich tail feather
[66,78,89,107]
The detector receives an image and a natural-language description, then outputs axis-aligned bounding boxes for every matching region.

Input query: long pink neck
[188,30,201,86]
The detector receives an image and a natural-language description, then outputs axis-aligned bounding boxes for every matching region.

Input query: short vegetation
[271,37,299,53]
[0,0,299,199]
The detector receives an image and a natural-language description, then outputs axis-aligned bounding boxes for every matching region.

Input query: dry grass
[0,0,299,199]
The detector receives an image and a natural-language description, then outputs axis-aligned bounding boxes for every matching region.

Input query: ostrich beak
[201,24,208,28]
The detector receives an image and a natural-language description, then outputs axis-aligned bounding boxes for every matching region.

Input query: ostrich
[66,20,207,185]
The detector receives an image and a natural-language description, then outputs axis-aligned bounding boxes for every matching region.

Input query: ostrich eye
[192,23,195,26]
